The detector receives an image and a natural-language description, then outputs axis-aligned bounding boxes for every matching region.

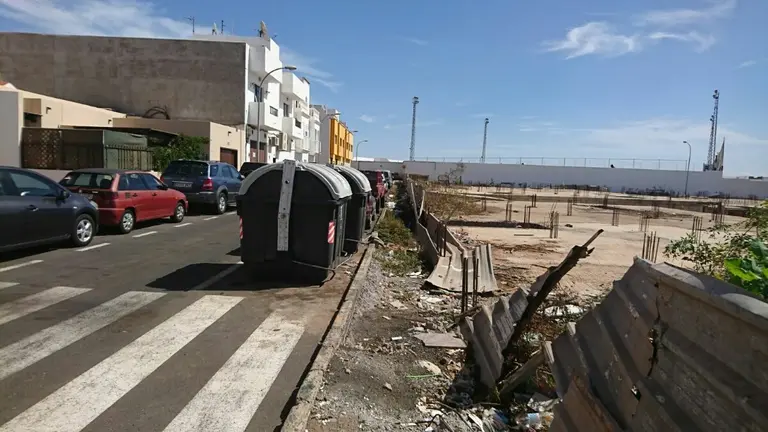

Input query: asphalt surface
[0,209,360,432]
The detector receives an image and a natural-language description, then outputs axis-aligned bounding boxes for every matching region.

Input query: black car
[160,160,243,214]
[0,167,99,252]
[239,162,267,178]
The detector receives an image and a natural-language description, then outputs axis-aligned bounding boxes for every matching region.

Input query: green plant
[665,201,768,298]
[377,212,413,247]
[151,135,208,171]
[723,239,768,298]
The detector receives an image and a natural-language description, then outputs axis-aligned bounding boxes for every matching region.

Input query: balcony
[248,101,281,131]
[249,44,282,82]
[281,72,309,101]
[282,116,303,139]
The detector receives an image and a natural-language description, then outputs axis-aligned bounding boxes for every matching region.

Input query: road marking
[0,295,242,432]
[175,223,192,228]
[189,263,243,291]
[0,291,165,381]
[164,312,305,432]
[0,260,43,273]
[0,287,90,326]
[0,282,19,291]
[77,243,110,252]
[133,231,157,238]
[223,212,236,216]
[204,216,218,221]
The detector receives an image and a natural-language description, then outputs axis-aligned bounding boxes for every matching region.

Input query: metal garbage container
[236,160,352,283]
[329,164,372,254]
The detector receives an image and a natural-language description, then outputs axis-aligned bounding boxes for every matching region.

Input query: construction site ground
[448,187,747,297]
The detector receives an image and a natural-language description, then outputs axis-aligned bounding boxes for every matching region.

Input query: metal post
[354,139,368,169]
[682,140,691,197]
[480,118,489,163]
[255,66,294,163]
[409,96,419,161]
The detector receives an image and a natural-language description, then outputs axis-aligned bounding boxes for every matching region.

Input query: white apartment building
[308,107,322,163]
[192,27,319,164]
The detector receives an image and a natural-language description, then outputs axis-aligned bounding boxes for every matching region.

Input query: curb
[281,242,377,431]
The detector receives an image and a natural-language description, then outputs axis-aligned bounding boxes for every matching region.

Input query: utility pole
[220,20,225,35]
[481,117,489,163]
[187,17,195,34]
[409,96,419,161]
[706,89,719,170]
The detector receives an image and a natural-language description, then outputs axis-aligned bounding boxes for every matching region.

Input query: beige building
[113,117,246,167]
[0,85,247,172]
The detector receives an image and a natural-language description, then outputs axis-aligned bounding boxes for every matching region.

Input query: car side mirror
[239,174,245,180]
[58,189,70,200]
[158,184,169,190]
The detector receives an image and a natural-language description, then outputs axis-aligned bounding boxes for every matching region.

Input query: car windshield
[164,161,208,176]
[59,172,115,189]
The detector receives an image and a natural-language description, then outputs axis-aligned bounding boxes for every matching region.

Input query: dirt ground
[447,190,747,298]
[306,257,475,432]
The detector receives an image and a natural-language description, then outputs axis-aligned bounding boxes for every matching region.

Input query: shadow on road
[147,263,317,292]
[0,244,56,263]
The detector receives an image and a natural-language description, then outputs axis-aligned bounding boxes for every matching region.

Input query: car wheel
[215,192,227,215]
[71,214,95,247]
[119,209,135,234]
[171,202,185,223]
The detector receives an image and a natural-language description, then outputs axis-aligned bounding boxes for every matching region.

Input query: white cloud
[0,0,342,91]
[648,31,716,52]
[737,60,757,69]
[399,36,428,46]
[543,22,641,59]
[279,49,342,92]
[0,0,189,38]
[359,114,375,123]
[634,0,737,27]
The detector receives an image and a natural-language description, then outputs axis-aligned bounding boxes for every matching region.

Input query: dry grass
[422,183,484,221]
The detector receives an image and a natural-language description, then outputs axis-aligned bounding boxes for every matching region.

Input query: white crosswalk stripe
[0,283,308,432]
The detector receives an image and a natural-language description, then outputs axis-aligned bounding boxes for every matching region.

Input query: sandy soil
[450,194,748,298]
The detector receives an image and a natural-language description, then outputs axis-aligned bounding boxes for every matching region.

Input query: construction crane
[705,89,719,171]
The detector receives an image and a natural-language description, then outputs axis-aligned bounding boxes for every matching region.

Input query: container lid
[329,165,372,194]
[241,161,353,200]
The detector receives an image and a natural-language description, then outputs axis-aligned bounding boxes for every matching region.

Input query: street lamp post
[354,139,369,169]
[682,140,692,197]
[254,65,296,163]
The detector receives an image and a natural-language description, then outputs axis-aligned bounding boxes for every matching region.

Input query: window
[209,165,219,177]
[226,166,238,178]
[295,119,302,128]
[164,161,208,176]
[122,173,149,190]
[269,106,278,116]
[118,175,130,191]
[249,83,262,102]
[141,174,164,190]
[60,172,114,189]
[7,171,57,197]
[283,103,289,117]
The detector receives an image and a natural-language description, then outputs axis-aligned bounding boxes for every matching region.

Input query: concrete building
[279,72,310,163]
[0,29,321,165]
[308,107,322,163]
[312,105,354,165]
[0,85,246,174]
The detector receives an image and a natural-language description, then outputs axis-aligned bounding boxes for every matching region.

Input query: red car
[361,170,388,212]
[59,169,188,234]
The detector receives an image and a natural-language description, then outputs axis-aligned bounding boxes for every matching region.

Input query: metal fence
[414,157,688,171]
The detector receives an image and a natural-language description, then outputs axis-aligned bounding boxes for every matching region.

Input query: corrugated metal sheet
[547,258,768,431]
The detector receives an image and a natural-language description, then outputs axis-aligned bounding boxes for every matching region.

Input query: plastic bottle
[517,412,554,428]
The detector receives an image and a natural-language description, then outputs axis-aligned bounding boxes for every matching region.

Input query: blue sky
[1,0,766,176]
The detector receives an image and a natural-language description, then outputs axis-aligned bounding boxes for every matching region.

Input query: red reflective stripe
[239,217,243,240]
[327,221,335,244]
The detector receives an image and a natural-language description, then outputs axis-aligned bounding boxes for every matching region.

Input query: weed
[378,212,414,247]
[423,186,483,221]
[378,248,422,276]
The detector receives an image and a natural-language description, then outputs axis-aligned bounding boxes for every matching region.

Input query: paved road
[0,211,359,432]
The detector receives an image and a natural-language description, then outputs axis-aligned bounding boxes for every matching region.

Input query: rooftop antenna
[220,20,225,35]
[186,16,195,34]
[480,117,489,163]
[409,96,419,161]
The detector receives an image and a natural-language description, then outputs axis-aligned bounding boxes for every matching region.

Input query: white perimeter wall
[0,89,23,166]
[356,160,768,198]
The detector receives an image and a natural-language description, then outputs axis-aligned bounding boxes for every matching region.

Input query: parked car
[0,166,99,252]
[361,169,387,212]
[239,162,267,178]
[161,160,243,214]
[60,169,187,234]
